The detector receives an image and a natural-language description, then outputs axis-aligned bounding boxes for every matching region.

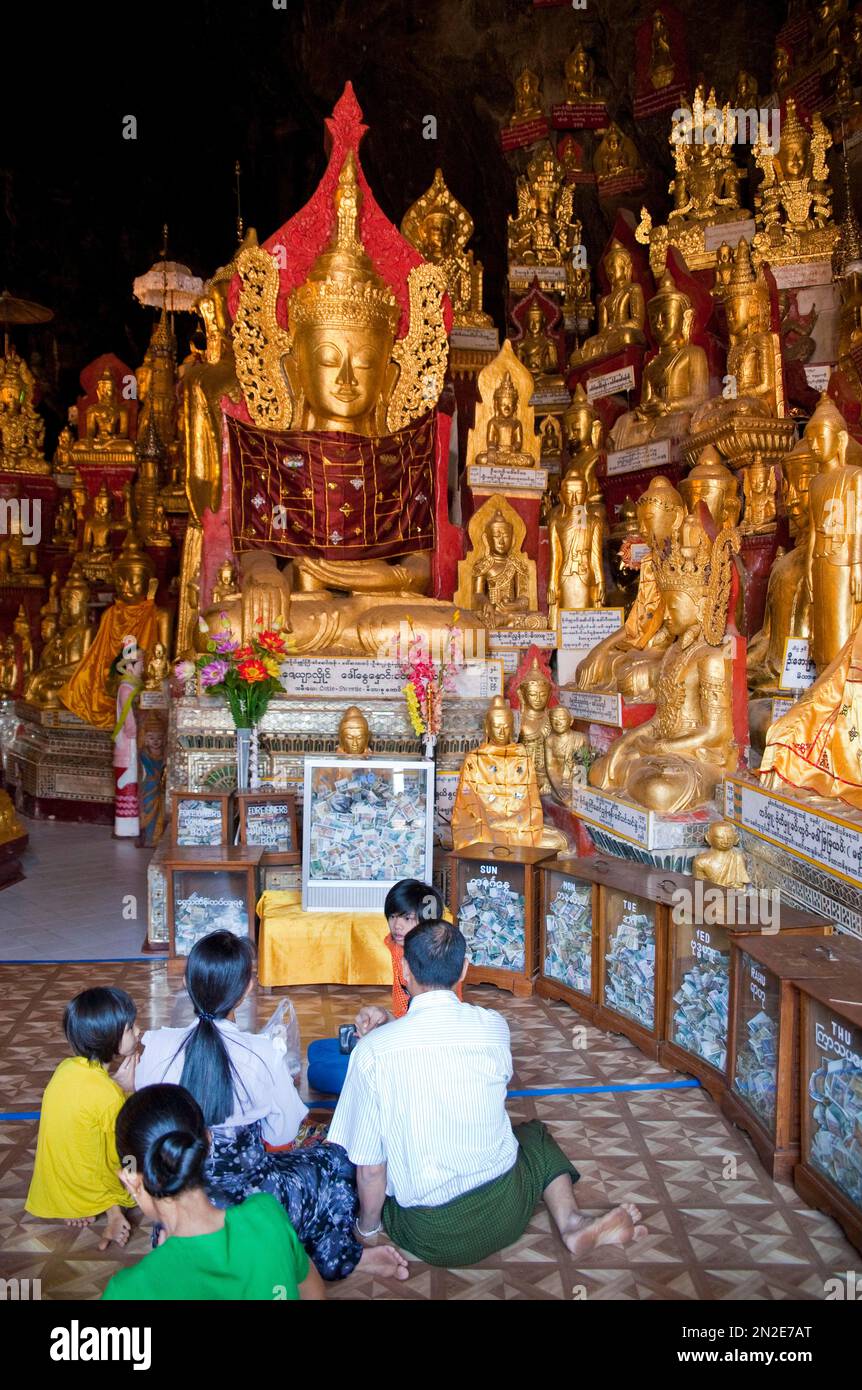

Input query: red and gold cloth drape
[227,413,436,560]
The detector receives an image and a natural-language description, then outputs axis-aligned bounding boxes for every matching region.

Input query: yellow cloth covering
[26,1057,134,1218]
[257,890,393,987]
[60,598,157,729]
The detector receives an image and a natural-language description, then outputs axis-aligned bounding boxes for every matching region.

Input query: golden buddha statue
[690,241,783,434]
[547,468,606,630]
[0,637,18,694]
[570,241,646,368]
[508,142,582,269]
[200,550,292,649]
[79,481,121,586]
[713,242,734,299]
[589,524,741,814]
[0,349,49,474]
[540,415,562,460]
[73,367,134,458]
[211,559,240,606]
[54,425,74,472]
[693,821,750,889]
[514,657,554,791]
[137,310,178,448]
[741,455,778,534]
[562,386,604,500]
[680,448,742,530]
[564,43,597,104]
[0,522,42,587]
[147,501,172,548]
[593,125,643,182]
[515,304,563,390]
[337,705,371,756]
[650,9,675,89]
[457,503,536,629]
[60,531,171,729]
[544,705,587,806]
[753,99,838,265]
[52,493,77,546]
[0,789,25,846]
[575,475,685,699]
[452,695,564,852]
[24,564,94,709]
[509,67,544,127]
[144,641,169,691]
[71,470,87,523]
[13,606,33,678]
[467,343,540,470]
[730,70,759,110]
[803,394,862,671]
[609,272,710,450]
[400,169,492,329]
[747,437,818,694]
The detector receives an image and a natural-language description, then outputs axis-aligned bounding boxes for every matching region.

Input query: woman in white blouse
[135,931,407,1283]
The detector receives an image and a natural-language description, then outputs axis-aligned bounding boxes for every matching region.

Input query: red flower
[256,630,288,655]
[237,658,269,684]
[234,645,254,661]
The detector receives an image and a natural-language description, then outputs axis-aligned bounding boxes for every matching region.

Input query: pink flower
[212,630,239,654]
[200,659,229,689]
[174,659,196,683]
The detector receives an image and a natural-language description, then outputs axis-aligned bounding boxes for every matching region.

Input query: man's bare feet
[98,1206,131,1251]
[356,1244,410,1281]
[64,1217,95,1229]
[563,1203,647,1258]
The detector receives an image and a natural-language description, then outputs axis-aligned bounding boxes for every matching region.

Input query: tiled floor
[0,815,858,1301]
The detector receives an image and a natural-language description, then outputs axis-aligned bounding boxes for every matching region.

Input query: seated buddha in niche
[690,241,782,432]
[570,240,646,367]
[475,372,536,469]
[515,305,564,390]
[74,368,134,456]
[609,273,709,451]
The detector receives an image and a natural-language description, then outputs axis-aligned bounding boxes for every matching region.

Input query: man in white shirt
[328,920,646,1267]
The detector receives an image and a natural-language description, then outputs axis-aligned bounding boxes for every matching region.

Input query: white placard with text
[606,438,672,477]
[558,607,623,650]
[779,638,817,691]
[466,465,547,493]
[586,365,636,402]
[280,657,502,701]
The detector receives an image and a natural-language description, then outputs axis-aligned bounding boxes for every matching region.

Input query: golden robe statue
[452,696,551,850]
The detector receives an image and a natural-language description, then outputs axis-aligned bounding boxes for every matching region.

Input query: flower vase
[235,726,252,792]
[249,724,261,792]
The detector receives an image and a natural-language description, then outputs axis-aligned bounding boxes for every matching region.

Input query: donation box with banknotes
[450,844,554,998]
[537,858,599,1022]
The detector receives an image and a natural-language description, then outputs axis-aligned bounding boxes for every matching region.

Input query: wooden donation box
[171,790,236,848]
[537,856,600,1022]
[660,895,834,1102]
[236,791,300,889]
[449,844,553,998]
[722,935,862,1182]
[163,845,264,962]
[795,978,862,1252]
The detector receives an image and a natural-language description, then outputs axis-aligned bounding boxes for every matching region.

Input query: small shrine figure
[472,364,538,469]
[562,386,604,499]
[13,606,33,678]
[753,99,838,265]
[593,125,643,182]
[540,415,562,460]
[544,705,588,805]
[144,641,170,690]
[0,349,49,474]
[400,169,493,329]
[514,303,564,390]
[713,241,734,299]
[650,9,675,89]
[451,695,565,851]
[508,68,544,128]
[570,240,647,366]
[211,559,240,605]
[79,481,122,586]
[0,789,25,845]
[547,469,606,630]
[52,493,77,546]
[772,46,791,94]
[53,426,75,471]
[564,43,597,104]
[73,367,134,457]
[0,637,19,694]
[730,70,759,110]
[741,455,778,534]
[693,821,750,889]
[146,501,172,548]
[0,523,42,586]
[337,705,371,756]
[512,654,555,792]
[508,142,582,268]
[469,509,533,628]
[23,564,94,709]
[110,641,146,838]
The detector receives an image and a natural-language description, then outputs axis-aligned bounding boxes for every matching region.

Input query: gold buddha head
[526,304,546,336]
[485,509,514,558]
[604,240,632,287]
[805,393,849,466]
[93,481,112,517]
[60,565,90,624]
[95,368,117,405]
[559,468,588,509]
[40,612,58,643]
[706,819,739,851]
[337,704,370,756]
[549,704,573,735]
[484,694,515,747]
[113,530,155,604]
[563,384,603,452]
[493,372,519,420]
[517,657,552,713]
[776,100,811,180]
[782,438,819,534]
[287,151,399,435]
[421,211,456,259]
[724,240,769,337]
[681,448,740,528]
[647,271,694,347]
[654,525,739,642]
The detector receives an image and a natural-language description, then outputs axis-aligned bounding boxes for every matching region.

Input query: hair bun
[143,1128,208,1198]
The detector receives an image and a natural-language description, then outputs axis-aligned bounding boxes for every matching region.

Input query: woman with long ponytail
[134,931,407,1284]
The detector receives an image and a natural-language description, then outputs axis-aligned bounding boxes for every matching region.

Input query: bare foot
[98,1206,131,1251]
[64,1217,95,1229]
[563,1203,647,1258]
[356,1245,410,1281]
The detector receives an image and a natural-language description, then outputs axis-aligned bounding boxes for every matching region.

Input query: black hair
[116,1084,208,1199]
[403,919,466,989]
[174,930,256,1127]
[63,987,137,1064]
[384,878,443,924]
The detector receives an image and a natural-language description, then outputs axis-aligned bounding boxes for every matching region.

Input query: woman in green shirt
[103,1085,324,1301]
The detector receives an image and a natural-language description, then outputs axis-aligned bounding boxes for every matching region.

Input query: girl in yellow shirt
[26,987,139,1249]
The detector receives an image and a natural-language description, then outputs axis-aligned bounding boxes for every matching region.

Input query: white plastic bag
[260,997,302,1080]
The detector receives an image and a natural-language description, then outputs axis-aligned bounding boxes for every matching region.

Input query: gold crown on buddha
[526,142,563,192]
[493,371,518,404]
[653,524,740,643]
[288,151,399,334]
[779,99,809,150]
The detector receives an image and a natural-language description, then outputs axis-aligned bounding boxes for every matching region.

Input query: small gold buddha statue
[452,695,565,852]
[144,641,169,691]
[514,657,555,791]
[200,550,292,648]
[24,564,94,709]
[146,501,172,548]
[0,522,42,586]
[741,455,778,534]
[53,426,75,472]
[609,272,710,451]
[539,415,562,460]
[747,437,818,694]
[680,448,742,530]
[649,9,675,89]
[713,241,734,300]
[693,821,750,889]
[547,468,606,629]
[593,125,642,182]
[79,481,121,586]
[515,304,564,390]
[509,67,544,127]
[337,705,371,756]
[570,240,646,367]
[562,385,604,499]
[12,606,33,678]
[804,394,862,671]
[0,789,25,846]
[589,524,741,814]
[474,371,537,468]
[0,636,18,694]
[211,560,240,606]
[730,70,759,110]
[400,169,492,329]
[52,494,77,546]
[0,349,49,474]
[753,99,837,265]
[507,142,581,269]
[468,508,533,628]
[564,43,597,104]
[73,367,135,457]
[544,705,587,806]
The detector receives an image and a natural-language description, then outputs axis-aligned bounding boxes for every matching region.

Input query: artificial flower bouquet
[398,613,462,738]
[175,616,291,727]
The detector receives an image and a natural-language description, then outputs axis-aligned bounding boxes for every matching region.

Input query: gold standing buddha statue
[13,606,33,679]
[747,436,818,693]
[514,657,554,792]
[72,368,135,459]
[589,523,741,813]
[400,169,492,328]
[741,455,778,534]
[804,394,862,671]
[569,241,646,367]
[24,564,94,709]
[609,272,710,451]
[544,705,587,806]
[0,349,49,474]
[452,695,565,852]
[753,99,838,266]
[547,469,606,630]
[562,386,604,500]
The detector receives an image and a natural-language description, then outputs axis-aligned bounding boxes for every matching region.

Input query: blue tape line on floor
[0,1111,40,1121]
[0,957,155,965]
